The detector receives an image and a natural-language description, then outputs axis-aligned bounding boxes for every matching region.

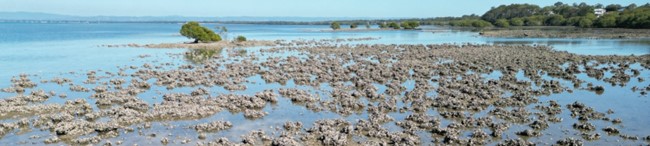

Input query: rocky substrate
[1,41,649,145]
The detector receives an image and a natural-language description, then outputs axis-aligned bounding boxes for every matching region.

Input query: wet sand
[1,39,650,145]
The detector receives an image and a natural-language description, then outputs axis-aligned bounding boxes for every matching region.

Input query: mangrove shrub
[236,35,247,42]
[388,22,400,29]
[495,19,510,27]
[180,22,222,43]
[400,21,420,29]
[330,22,341,30]
[350,23,358,29]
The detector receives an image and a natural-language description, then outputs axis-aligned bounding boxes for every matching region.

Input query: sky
[0,0,647,18]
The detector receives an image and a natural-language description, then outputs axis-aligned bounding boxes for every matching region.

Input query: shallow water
[0,22,649,145]
[1,23,649,83]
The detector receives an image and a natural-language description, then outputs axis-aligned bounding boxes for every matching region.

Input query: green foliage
[524,16,544,26]
[577,18,593,28]
[595,13,618,27]
[565,17,582,26]
[388,22,400,29]
[449,19,493,28]
[471,20,493,28]
[626,4,637,10]
[378,22,388,29]
[617,6,650,28]
[236,35,247,42]
[180,21,222,43]
[474,2,650,29]
[605,4,622,11]
[549,2,595,18]
[330,22,341,30]
[545,15,566,26]
[495,19,510,27]
[509,18,524,26]
[481,4,543,23]
[350,23,358,29]
[400,21,420,29]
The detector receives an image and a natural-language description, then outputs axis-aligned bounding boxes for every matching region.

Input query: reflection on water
[184,48,223,64]
[489,40,584,45]
[621,39,650,45]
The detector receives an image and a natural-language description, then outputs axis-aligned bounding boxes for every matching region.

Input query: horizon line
[0,11,466,19]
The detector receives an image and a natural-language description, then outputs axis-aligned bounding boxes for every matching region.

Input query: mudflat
[1,38,649,145]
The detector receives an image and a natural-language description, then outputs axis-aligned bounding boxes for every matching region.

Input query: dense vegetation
[350,23,358,29]
[400,21,420,29]
[447,15,493,28]
[479,2,650,28]
[180,22,221,43]
[329,21,420,30]
[236,35,247,42]
[330,22,341,30]
[388,22,400,29]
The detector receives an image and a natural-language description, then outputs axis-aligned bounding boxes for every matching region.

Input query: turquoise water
[0,22,649,145]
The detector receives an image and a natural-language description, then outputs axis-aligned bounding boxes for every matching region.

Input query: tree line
[205,2,650,29]
[477,2,650,28]
[330,21,420,30]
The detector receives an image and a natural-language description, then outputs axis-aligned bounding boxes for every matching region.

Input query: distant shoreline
[478,27,650,39]
[319,28,415,32]
[100,37,381,49]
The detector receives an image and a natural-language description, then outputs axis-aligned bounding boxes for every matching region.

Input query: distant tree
[605,4,622,11]
[475,2,647,29]
[509,18,525,26]
[495,19,510,27]
[545,15,566,26]
[595,3,604,9]
[180,21,221,43]
[617,6,650,28]
[365,22,371,29]
[410,21,421,29]
[595,13,618,27]
[330,22,341,30]
[388,22,400,29]
[524,16,544,26]
[481,4,543,23]
[378,22,388,29]
[220,26,228,32]
[626,3,637,10]
[215,26,228,40]
[565,16,582,26]
[448,19,491,28]
[577,17,593,27]
[350,23,358,29]
[235,35,247,42]
[471,20,493,28]
[400,21,420,29]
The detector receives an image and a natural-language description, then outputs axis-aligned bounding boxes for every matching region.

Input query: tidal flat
[479,27,650,39]
[1,36,649,145]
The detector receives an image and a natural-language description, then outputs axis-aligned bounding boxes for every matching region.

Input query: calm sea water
[1,23,648,87]
[0,22,649,145]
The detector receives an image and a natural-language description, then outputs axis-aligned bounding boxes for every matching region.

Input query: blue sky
[0,0,646,17]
